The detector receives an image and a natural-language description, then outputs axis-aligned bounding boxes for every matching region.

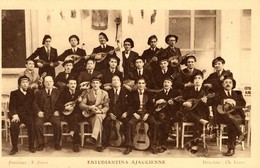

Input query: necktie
[114,89,118,104]
[138,70,141,76]
[163,70,166,74]
[47,48,50,60]
[73,48,76,53]
[111,69,115,73]
[165,90,168,95]
[195,87,199,92]
[125,51,129,54]
[88,70,92,74]
[139,90,143,95]
[47,89,51,96]
[227,91,231,97]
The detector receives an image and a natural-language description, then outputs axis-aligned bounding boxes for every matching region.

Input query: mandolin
[133,112,150,150]
[183,93,216,111]
[143,48,164,71]
[168,50,195,67]
[217,102,244,115]
[109,119,125,147]
[82,99,110,118]
[155,95,183,112]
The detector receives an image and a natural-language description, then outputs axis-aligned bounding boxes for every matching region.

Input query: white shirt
[72,47,78,53]
[137,68,144,76]
[162,68,168,74]
[138,89,144,109]
[20,88,27,95]
[44,46,50,52]
[101,44,107,49]
[110,68,116,73]
[125,50,131,59]
[164,89,170,95]
[225,90,232,97]
[45,88,53,96]
[194,86,202,92]
[93,89,101,99]
[114,87,121,95]
[217,69,223,76]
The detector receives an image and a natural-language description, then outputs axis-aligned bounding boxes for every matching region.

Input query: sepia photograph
[1,0,259,168]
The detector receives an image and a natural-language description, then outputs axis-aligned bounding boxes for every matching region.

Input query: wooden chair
[79,121,92,147]
[1,94,10,142]
[168,122,179,148]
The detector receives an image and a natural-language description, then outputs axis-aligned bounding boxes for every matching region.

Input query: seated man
[182,71,213,153]
[33,76,62,151]
[55,77,82,152]
[54,59,77,90]
[9,76,36,155]
[214,76,246,156]
[154,77,181,152]
[19,59,44,93]
[102,75,130,148]
[79,77,109,152]
[101,55,123,91]
[124,77,159,155]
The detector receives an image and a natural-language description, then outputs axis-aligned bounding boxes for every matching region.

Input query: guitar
[168,50,195,67]
[183,93,216,111]
[155,95,183,112]
[109,119,125,147]
[62,90,88,115]
[82,99,110,118]
[133,112,150,150]
[217,102,244,114]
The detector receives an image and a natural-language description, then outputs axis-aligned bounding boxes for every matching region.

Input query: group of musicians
[8,33,247,157]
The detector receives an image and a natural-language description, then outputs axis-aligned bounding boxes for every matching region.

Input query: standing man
[27,35,59,78]
[79,77,109,152]
[33,76,62,151]
[9,76,36,155]
[58,35,87,77]
[92,32,119,71]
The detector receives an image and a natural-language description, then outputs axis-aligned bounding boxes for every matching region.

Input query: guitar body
[109,120,125,147]
[133,121,150,150]
[63,101,76,115]
[82,109,94,118]
[183,99,200,111]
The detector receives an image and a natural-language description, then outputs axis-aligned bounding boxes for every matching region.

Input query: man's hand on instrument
[38,111,45,118]
[223,98,236,106]
[30,83,39,89]
[219,75,225,81]
[204,83,212,88]
[37,62,44,68]
[133,113,141,120]
[11,114,20,123]
[54,111,60,116]
[168,99,174,105]
[104,85,112,91]
[94,53,102,60]
[108,50,115,55]
[143,113,150,121]
[121,112,128,119]
[185,82,194,87]
[152,56,158,62]
[77,96,82,102]
[183,101,192,108]
[201,96,207,103]
[50,62,54,67]
[110,113,117,120]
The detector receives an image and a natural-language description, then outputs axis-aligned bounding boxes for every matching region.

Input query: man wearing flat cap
[9,76,36,155]
[58,35,87,77]
[92,32,120,71]
[213,76,246,156]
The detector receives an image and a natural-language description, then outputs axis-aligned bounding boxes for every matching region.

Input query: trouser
[62,113,80,145]
[10,115,35,148]
[35,115,61,146]
[125,115,158,147]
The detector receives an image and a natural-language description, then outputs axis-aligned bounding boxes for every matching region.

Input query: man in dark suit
[27,35,59,78]
[214,76,246,156]
[78,58,102,85]
[124,78,159,155]
[101,55,123,91]
[182,71,213,153]
[128,57,156,89]
[102,75,130,148]
[55,77,82,152]
[141,35,161,73]
[54,59,77,90]
[58,35,87,77]
[122,38,139,79]
[154,78,182,152]
[176,55,203,91]
[92,32,120,71]
[33,76,62,151]
[9,76,36,155]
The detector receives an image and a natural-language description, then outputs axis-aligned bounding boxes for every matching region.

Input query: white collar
[101,44,107,49]
[20,88,27,95]
[194,85,202,91]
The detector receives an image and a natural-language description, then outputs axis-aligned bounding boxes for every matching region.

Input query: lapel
[17,89,26,102]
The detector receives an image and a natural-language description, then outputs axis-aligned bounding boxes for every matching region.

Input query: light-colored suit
[79,89,109,147]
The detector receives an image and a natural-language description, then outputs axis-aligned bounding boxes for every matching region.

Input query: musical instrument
[168,50,195,67]
[109,120,125,147]
[82,99,110,118]
[133,112,150,150]
[217,103,244,114]
[122,79,163,93]
[155,95,183,112]
[143,48,164,71]
[183,93,216,111]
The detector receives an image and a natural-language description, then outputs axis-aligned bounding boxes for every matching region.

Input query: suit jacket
[141,47,160,63]
[9,89,35,117]
[58,48,87,76]
[214,89,246,119]
[79,89,109,115]
[101,68,123,84]
[128,90,154,116]
[204,69,233,92]
[161,46,181,59]
[108,87,129,118]
[92,45,119,71]
[176,68,202,90]
[54,71,77,88]
[153,67,175,89]
[27,46,59,78]
[77,70,101,84]
[55,87,81,115]
[33,88,60,116]
[19,69,41,89]
[128,68,156,89]
[122,50,139,79]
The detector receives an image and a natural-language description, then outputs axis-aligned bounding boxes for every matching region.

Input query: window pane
[195,10,216,15]
[169,18,190,48]
[241,17,251,49]
[169,10,190,15]
[195,17,216,49]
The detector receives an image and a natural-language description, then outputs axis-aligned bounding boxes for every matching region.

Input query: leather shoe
[123,146,132,155]
[54,145,62,151]
[29,146,36,153]
[9,147,18,155]
[224,148,235,156]
[151,146,158,154]
[96,147,103,152]
[36,144,44,151]
[238,133,246,142]
[86,137,96,144]
[73,145,80,152]
[190,146,198,154]
[158,146,167,153]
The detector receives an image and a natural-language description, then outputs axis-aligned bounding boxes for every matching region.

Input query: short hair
[212,56,225,67]
[165,34,179,44]
[99,32,109,41]
[68,35,80,45]
[18,75,30,85]
[42,35,51,45]
[147,35,158,45]
[135,77,146,84]
[25,59,36,65]
[124,38,134,48]
[67,76,77,84]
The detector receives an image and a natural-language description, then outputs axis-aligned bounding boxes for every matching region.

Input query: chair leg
[219,125,223,151]
[202,124,206,148]
[80,124,85,147]
[181,124,185,149]
[176,123,179,148]
[241,125,245,151]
